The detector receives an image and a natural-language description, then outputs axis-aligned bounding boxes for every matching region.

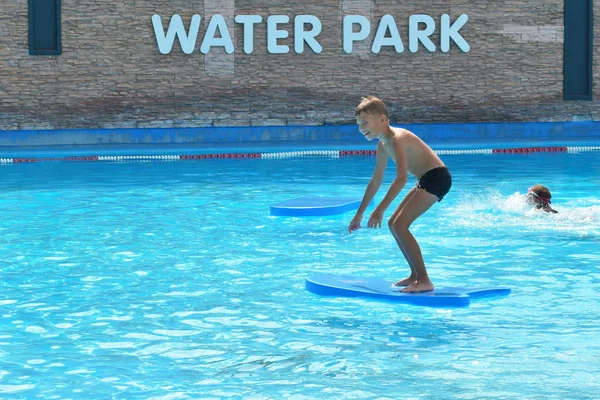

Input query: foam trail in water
[448,190,599,237]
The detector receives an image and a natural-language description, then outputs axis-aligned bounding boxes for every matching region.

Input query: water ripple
[0,155,599,399]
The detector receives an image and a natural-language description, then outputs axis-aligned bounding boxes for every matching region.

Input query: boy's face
[356,112,386,141]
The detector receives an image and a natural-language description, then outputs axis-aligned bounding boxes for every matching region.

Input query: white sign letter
[371,14,404,53]
[294,15,322,54]
[441,14,470,52]
[234,15,262,54]
[343,15,370,54]
[409,14,436,52]
[152,14,201,54]
[200,14,234,54]
[267,15,290,54]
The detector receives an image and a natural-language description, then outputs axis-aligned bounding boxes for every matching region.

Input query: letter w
[152,14,201,54]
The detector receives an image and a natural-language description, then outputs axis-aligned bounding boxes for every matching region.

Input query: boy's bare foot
[393,276,417,286]
[401,280,434,293]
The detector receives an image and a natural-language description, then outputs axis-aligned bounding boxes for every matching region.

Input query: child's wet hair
[530,184,552,203]
[356,96,389,118]
[528,184,558,213]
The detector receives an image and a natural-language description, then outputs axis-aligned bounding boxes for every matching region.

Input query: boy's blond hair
[355,96,389,118]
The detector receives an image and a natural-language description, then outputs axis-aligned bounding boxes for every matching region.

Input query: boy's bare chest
[383,144,414,165]
[383,145,397,162]
[382,142,419,174]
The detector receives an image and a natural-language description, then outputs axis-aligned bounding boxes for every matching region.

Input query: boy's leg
[389,188,439,293]
[388,187,419,286]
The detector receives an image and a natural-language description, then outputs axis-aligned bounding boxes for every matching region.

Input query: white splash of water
[448,190,600,237]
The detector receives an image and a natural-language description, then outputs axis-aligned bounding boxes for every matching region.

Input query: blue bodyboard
[306,274,511,308]
[270,196,371,217]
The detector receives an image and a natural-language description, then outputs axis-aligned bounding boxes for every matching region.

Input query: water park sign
[152,14,470,54]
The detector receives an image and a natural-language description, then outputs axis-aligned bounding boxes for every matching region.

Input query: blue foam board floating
[306,274,511,308]
[270,196,372,217]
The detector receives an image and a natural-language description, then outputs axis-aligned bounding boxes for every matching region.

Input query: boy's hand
[348,215,362,234]
[367,209,384,229]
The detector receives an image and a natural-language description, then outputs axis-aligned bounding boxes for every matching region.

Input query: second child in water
[348,96,452,293]
[526,184,558,213]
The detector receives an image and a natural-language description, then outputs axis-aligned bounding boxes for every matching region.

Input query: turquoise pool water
[0,151,599,399]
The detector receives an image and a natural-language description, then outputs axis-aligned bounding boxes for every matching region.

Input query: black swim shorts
[416,166,452,201]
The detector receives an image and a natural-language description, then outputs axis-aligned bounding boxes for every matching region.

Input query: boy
[348,96,452,293]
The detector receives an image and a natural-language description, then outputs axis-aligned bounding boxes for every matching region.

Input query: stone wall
[1,0,599,131]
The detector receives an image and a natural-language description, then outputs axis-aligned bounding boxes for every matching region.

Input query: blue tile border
[1,121,599,149]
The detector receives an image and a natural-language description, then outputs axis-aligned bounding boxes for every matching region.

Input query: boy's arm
[355,141,388,217]
[374,135,407,213]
